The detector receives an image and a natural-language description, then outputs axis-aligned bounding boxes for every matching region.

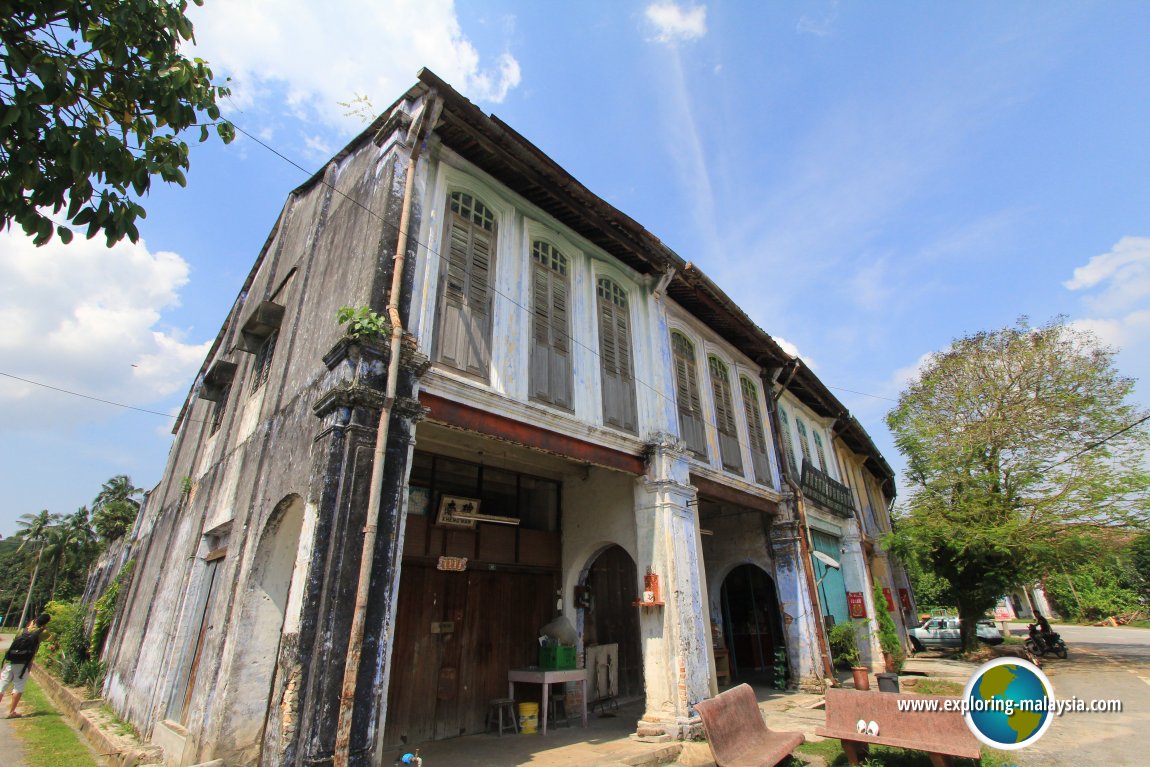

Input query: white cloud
[188,0,521,128]
[645,2,707,43]
[774,335,818,371]
[1064,237,1150,348]
[0,230,210,430]
[1063,236,1150,313]
[890,351,936,389]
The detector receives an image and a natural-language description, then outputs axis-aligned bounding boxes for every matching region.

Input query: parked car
[908,616,1004,650]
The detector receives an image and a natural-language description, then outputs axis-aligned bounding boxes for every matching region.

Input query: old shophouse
[99,70,912,767]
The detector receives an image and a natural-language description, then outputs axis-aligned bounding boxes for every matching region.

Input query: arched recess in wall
[719,564,785,686]
[218,494,305,761]
[579,544,643,700]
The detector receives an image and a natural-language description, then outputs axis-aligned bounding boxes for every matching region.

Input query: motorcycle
[1025,623,1068,659]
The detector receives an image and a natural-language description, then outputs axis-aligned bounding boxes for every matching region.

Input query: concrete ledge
[32,666,163,766]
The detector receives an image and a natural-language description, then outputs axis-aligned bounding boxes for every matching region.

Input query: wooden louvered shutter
[779,407,799,478]
[530,243,572,409]
[672,333,706,456]
[598,279,637,433]
[741,377,772,485]
[813,431,829,473]
[796,418,812,470]
[709,357,742,474]
[436,194,495,378]
[550,276,571,407]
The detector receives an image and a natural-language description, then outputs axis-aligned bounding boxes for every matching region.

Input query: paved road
[0,633,30,767]
[1011,624,1150,767]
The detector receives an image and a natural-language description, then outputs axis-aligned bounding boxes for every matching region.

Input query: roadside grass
[904,678,965,696]
[795,740,1013,766]
[6,678,98,767]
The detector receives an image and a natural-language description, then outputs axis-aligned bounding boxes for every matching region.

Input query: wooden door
[384,565,557,747]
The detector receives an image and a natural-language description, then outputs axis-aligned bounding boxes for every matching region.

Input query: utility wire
[0,371,205,424]
[1042,413,1150,470]
[226,118,887,436]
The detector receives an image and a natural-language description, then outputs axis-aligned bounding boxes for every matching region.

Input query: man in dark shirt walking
[0,613,51,718]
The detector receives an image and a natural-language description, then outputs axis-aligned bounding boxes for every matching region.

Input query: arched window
[529,241,572,408]
[708,356,742,474]
[435,191,496,378]
[740,376,772,485]
[671,332,706,456]
[596,277,637,433]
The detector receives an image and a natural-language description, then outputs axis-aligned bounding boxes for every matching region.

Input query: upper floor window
[250,330,278,394]
[795,416,813,468]
[596,277,637,434]
[740,376,772,486]
[812,431,829,474]
[671,332,706,456]
[529,241,572,409]
[778,406,799,478]
[708,356,743,474]
[435,191,496,378]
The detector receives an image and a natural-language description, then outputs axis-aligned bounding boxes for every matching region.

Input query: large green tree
[0,0,234,246]
[887,318,1150,649]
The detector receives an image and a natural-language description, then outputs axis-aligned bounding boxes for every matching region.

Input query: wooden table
[507,667,588,735]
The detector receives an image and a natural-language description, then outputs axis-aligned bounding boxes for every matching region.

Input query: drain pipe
[761,362,837,686]
[333,93,441,767]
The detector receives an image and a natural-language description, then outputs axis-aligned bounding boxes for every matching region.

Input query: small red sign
[882,587,896,612]
[437,556,468,572]
[847,591,867,619]
[899,588,913,613]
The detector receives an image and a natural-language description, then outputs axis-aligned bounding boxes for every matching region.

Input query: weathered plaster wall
[101,119,416,767]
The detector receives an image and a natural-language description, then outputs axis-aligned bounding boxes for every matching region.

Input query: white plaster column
[769,516,824,692]
[633,434,711,740]
[839,523,883,670]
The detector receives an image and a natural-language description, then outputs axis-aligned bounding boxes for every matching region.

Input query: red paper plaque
[847,591,867,619]
[899,588,914,613]
[882,587,896,612]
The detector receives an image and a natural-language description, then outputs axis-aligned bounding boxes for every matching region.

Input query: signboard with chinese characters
[847,591,867,619]
[882,587,896,612]
[899,588,914,613]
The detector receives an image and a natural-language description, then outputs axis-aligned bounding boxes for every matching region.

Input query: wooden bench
[816,688,981,767]
[693,683,805,767]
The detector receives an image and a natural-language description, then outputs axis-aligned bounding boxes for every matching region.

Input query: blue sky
[3,1,1149,535]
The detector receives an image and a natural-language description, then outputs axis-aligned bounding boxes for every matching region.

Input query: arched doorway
[582,545,642,699]
[720,564,784,685]
[219,495,305,761]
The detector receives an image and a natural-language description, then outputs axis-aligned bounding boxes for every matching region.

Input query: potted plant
[873,583,905,673]
[827,621,869,690]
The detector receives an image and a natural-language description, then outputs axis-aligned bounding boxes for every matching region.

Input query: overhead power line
[0,371,203,423]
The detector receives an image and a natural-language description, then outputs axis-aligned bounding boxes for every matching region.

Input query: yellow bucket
[518,701,539,734]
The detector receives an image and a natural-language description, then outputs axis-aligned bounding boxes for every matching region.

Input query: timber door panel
[584,546,642,698]
[385,566,557,747]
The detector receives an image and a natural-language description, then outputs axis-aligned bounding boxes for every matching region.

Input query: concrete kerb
[31,666,162,766]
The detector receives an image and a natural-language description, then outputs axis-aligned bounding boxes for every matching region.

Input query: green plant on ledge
[827,620,862,668]
[337,305,390,341]
[873,582,905,670]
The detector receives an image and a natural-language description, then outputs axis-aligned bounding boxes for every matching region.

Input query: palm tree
[92,475,144,542]
[43,507,97,601]
[14,509,61,628]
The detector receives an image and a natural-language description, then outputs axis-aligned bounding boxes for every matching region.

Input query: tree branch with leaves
[0,0,234,246]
